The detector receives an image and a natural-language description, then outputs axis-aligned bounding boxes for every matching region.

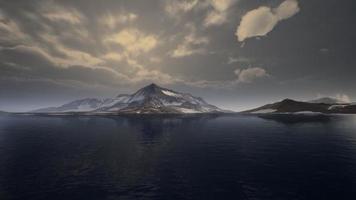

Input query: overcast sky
[0,0,355,112]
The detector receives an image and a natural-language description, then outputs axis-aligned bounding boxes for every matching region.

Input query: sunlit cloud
[204,0,237,27]
[170,24,209,58]
[99,12,137,29]
[42,4,84,25]
[210,0,234,12]
[234,67,269,83]
[101,52,123,62]
[40,33,103,67]
[165,0,199,17]
[335,94,351,103]
[316,93,351,103]
[105,28,158,56]
[236,0,299,42]
[204,11,227,27]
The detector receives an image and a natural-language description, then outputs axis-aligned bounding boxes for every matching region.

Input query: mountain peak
[280,98,296,103]
[146,83,160,88]
[136,83,165,95]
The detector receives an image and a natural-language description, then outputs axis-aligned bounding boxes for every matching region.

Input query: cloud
[2,2,101,69]
[210,0,234,12]
[315,93,351,103]
[234,67,268,83]
[2,0,234,105]
[319,48,329,53]
[275,0,300,20]
[1,0,279,100]
[102,28,179,84]
[40,33,103,67]
[133,68,181,85]
[0,45,57,68]
[149,57,162,63]
[165,0,199,17]
[171,25,209,58]
[105,28,158,56]
[204,11,227,27]
[236,0,299,42]
[0,41,177,88]
[335,94,351,103]
[0,45,130,86]
[42,4,85,25]
[204,0,236,27]
[99,12,137,29]
[101,52,123,62]
[0,11,28,44]
[171,34,209,57]
[185,67,269,88]
[227,56,250,64]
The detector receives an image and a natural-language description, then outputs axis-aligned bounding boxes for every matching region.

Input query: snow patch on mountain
[162,90,181,97]
[176,108,200,113]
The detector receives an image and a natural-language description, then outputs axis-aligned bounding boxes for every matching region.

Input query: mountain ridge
[32,83,225,114]
[243,98,356,114]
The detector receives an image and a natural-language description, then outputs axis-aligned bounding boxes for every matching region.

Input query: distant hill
[32,83,225,114]
[243,98,356,114]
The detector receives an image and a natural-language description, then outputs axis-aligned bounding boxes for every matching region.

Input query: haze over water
[0,114,356,200]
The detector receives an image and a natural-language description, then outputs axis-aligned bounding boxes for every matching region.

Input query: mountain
[243,98,356,114]
[0,111,7,115]
[33,83,224,114]
[33,98,105,113]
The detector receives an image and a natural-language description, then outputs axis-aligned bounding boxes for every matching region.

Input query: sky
[0,0,355,112]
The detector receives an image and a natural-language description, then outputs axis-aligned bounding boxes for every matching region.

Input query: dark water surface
[0,114,356,200]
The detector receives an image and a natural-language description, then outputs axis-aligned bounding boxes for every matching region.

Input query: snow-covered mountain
[33,83,224,114]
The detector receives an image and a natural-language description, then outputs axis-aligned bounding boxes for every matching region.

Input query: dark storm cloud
[0,0,355,111]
